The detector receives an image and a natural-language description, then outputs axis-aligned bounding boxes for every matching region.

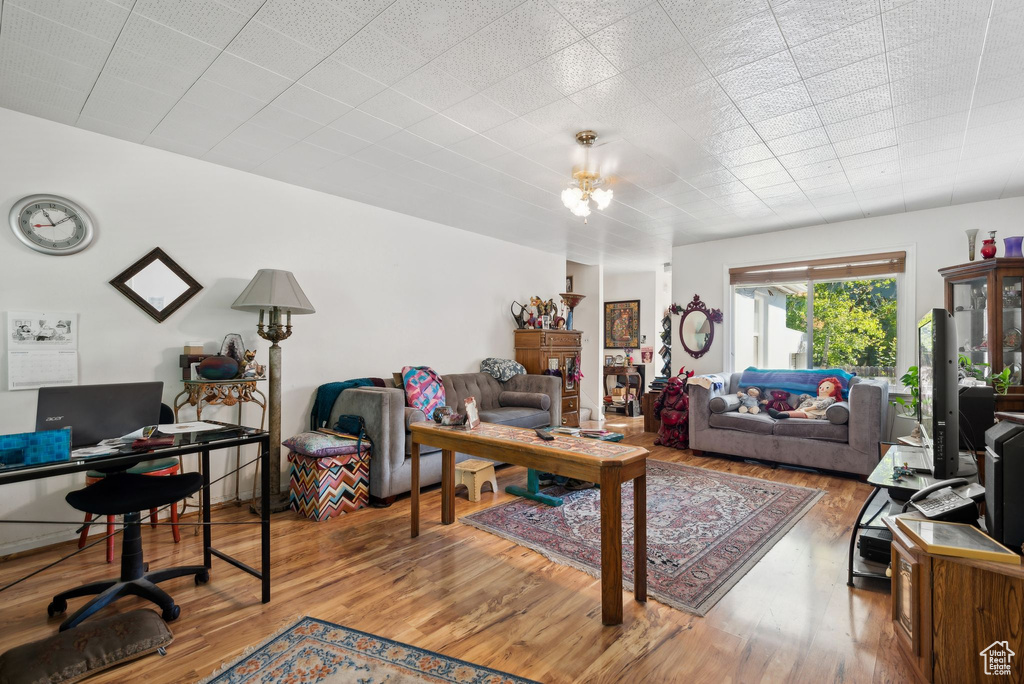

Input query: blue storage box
[0,429,72,468]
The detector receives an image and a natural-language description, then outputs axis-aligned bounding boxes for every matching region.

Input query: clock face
[9,195,94,255]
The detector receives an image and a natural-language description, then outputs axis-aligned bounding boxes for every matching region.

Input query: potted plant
[890,365,919,441]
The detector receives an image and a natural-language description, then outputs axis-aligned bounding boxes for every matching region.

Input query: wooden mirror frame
[679,294,723,359]
[109,247,202,323]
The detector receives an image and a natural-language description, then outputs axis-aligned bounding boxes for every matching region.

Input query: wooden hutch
[941,259,1024,412]
[514,329,582,427]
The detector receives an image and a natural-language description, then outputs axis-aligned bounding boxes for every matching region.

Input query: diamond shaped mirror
[110,248,202,323]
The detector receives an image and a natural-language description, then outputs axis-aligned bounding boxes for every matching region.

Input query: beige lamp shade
[231,269,315,314]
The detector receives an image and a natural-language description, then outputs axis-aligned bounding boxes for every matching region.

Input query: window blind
[729,251,906,285]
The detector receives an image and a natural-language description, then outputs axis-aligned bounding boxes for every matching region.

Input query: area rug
[462,460,825,616]
[201,617,539,683]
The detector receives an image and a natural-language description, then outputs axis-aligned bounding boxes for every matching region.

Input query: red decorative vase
[981,238,998,260]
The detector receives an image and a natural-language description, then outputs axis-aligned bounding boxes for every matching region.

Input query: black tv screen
[918,309,959,478]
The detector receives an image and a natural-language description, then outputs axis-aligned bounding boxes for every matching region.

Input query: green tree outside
[785,278,898,371]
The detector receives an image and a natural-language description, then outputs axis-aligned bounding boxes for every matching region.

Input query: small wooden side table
[173,379,267,522]
[603,365,642,414]
[454,459,497,502]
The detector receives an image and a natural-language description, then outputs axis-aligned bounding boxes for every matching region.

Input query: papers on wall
[7,312,79,391]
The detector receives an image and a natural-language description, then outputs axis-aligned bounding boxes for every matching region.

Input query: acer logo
[44,416,63,422]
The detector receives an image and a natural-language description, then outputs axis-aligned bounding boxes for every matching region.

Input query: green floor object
[504,468,563,507]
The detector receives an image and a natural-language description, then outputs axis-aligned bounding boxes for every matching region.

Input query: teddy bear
[654,372,692,449]
[737,387,761,414]
[762,389,793,413]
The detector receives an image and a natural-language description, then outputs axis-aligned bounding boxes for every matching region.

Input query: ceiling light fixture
[561,130,612,223]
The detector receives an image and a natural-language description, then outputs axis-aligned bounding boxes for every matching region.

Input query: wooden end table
[409,422,648,626]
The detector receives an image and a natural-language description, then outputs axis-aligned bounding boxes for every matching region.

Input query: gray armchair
[327,372,561,503]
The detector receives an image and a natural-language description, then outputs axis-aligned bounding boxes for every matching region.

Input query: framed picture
[604,300,640,349]
[605,355,614,366]
[565,275,574,293]
[464,397,480,429]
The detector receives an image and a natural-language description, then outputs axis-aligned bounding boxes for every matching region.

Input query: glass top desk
[0,423,273,603]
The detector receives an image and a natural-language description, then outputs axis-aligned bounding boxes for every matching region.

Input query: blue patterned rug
[201,617,538,683]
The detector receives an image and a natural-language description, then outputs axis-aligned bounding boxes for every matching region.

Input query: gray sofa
[688,372,889,476]
[327,372,561,503]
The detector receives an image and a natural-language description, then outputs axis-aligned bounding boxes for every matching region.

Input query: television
[918,308,960,478]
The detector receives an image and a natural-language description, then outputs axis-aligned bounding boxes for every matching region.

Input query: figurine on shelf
[239,349,266,379]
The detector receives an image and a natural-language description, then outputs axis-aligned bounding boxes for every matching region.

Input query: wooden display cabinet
[941,259,1024,412]
[514,329,581,427]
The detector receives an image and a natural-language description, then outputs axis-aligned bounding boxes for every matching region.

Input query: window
[730,252,905,385]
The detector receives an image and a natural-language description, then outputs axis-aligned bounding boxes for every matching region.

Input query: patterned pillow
[283,431,367,457]
[480,357,526,382]
[401,366,446,420]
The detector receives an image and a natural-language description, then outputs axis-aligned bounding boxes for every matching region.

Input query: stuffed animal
[737,387,761,414]
[654,374,690,449]
[763,389,792,412]
[768,378,842,420]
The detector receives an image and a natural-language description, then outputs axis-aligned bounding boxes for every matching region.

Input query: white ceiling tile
[299,58,387,107]
[133,0,251,48]
[87,72,177,116]
[357,88,435,127]
[825,109,893,142]
[329,109,402,142]
[258,141,345,173]
[0,39,100,93]
[730,157,785,180]
[737,82,814,123]
[369,0,521,60]
[484,69,565,116]
[231,120,306,153]
[482,118,549,150]
[448,134,510,162]
[79,95,164,133]
[77,114,149,142]
[691,11,786,76]
[392,63,475,112]
[832,128,896,157]
[376,129,443,159]
[9,0,130,42]
[248,105,322,140]
[773,0,878,46]
[752,106,822,140]
[623,45,710,101]
[183,78,268,119]
[790,16,883,78]
[272,83,353,125]
[2,5,115,70]
[717,51,802,101]
[767,127,832,156]
[0,67,89,116]
[332,26,427,85]
[533,40,619,95]
[717,142,775,167]
[303,125,373,155]
[521,97,594,135]
[440,94,515,132]
[588,4,685,71]
[882,0,990,51]
[256,0,364,53]
[777,143,838,168]
[226,20,323,80]
[406,114,475,147]
[119,13,223,74]
[568,74,647,116]
[546,0,651,36]
[803,54,889,102]
[202,52,292,101]
[661,0,769,41]
[816,84,891,125]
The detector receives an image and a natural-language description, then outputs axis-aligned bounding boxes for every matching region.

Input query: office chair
[76,405,184,563]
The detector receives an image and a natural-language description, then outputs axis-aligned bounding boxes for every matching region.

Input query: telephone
[902,478,985,522]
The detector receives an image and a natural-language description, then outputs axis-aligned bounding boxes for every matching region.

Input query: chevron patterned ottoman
[288,449,370,521]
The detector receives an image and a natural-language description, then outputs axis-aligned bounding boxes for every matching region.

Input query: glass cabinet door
[1000,274,1023,384]
[951,276,988,372]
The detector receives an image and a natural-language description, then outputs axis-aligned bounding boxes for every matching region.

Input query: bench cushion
[708,412,775,435]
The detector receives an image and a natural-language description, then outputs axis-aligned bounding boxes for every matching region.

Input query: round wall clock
[9,194,95,255]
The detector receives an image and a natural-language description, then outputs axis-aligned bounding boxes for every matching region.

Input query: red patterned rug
[462,460,824,616]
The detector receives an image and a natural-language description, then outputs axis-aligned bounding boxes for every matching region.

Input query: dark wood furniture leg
[441,449,455,525]
[410,442,419,537]
[600,468,623,625]
[633,473,647,603]
[260,436,270,603]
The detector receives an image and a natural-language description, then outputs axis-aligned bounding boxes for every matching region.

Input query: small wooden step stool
[454,459,498,502]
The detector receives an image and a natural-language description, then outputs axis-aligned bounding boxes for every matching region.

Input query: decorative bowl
[197,355,239,380]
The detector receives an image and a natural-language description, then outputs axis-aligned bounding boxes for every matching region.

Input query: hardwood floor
[0,418,916,683]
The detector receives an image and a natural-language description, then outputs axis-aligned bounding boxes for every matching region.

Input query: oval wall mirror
[679,294,723,359]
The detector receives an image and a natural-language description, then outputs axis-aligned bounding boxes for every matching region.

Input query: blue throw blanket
[311,378,376,430]
[738,367,855,399]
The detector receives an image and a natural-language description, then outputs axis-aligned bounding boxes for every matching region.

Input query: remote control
[535,428,555,441]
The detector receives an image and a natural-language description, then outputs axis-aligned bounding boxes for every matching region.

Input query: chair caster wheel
[195,570,210,585]
[47,599,67,617]
[162,604,180,622]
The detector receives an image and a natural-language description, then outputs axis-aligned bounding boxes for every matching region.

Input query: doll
[768,377,842,420]
[736,387,761,414]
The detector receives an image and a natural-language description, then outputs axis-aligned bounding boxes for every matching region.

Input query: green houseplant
[894,365,919,416]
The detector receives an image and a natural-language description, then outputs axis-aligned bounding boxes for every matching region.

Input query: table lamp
[232,269,315,512]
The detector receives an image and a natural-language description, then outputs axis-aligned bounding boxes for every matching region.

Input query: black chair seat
[66,472,202,516]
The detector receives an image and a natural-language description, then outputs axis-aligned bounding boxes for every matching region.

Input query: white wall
[566,261,603,418]
[654,265,671,377]
[0,108,564,553]
[603,271,657,381]
[671,197,1024,376]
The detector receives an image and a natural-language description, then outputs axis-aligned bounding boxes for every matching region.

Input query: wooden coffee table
[409,422,648,626]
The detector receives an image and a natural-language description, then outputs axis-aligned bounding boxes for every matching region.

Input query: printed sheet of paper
[7,312,80,390]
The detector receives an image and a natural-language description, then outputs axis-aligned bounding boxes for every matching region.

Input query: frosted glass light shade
[561,187,583,209]
[232,269,315,314]
[592,187,613,210]
[571,200,591,217]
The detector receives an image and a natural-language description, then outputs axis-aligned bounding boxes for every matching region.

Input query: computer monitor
[35,382,163,447]
[918,309,960,478]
